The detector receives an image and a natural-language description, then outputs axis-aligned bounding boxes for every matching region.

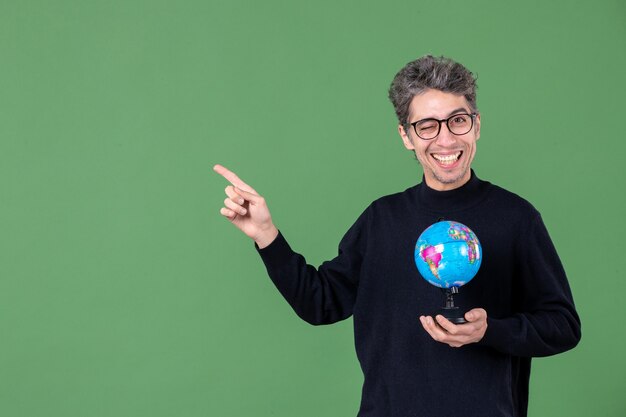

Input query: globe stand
[440,287,467,324]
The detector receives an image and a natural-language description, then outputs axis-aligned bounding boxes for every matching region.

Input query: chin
[432,168,470,187]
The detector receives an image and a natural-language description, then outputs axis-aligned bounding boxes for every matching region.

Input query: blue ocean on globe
[414,221,482,289]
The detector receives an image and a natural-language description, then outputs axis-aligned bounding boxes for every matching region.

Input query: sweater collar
[415,170,490,212]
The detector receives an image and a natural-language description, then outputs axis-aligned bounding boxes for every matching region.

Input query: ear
[398,124,415,150]
[474,113,481,141]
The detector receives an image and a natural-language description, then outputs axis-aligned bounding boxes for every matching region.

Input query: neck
[416,170,489,212]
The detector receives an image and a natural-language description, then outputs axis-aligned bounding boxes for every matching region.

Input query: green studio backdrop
[1,0,624,416]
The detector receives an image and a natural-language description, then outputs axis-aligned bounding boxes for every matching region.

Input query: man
[214,55,581,417]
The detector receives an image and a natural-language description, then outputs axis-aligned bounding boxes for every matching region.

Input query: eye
[451,115,468,125]
[417,121,438,132]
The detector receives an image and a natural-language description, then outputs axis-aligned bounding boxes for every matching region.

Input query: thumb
[465,308,486,322]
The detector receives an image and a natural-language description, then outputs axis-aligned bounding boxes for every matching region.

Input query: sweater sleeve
[479,213,581,357]
[255,210,367,325]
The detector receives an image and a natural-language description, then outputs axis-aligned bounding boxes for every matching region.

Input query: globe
[414,220,482,289]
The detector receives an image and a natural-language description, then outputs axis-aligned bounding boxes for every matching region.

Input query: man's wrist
[255,225,279,249]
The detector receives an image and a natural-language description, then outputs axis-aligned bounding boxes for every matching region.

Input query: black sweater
[257,172,581,417]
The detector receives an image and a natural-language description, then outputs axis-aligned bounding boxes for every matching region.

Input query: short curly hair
[388,55,478,126]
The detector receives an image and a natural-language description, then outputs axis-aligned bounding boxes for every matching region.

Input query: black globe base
[440,287,467,324]
[440,306,467,324]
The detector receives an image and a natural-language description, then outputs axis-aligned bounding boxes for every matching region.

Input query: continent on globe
[448,223,480,265]
[419,244,443,279]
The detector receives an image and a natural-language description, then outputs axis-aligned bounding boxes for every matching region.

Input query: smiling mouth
[431,151,462,166]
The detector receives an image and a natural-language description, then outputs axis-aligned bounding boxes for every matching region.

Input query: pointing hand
[213,164,279,249]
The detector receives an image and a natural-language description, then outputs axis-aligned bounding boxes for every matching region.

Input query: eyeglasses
[408,113,477,140]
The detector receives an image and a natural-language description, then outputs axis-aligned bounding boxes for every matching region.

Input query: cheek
[415,146,431,163]
[414,144,426,157]
[465,141,477,159]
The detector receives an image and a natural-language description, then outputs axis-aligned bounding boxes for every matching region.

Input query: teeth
[432,152,461,164]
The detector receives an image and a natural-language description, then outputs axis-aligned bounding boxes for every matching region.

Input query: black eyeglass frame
[407,112,478,140]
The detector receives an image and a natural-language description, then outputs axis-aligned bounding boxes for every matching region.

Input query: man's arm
[214,164,364,325]
[477,213,581,357]
[419,214,581,356]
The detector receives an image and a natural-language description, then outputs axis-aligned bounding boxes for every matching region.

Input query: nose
[434,123,457,146]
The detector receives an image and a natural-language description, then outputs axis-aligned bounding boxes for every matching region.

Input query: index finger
[213,164,257,193]
[434,315,461,335]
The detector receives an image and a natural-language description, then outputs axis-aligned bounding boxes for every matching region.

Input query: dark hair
[388,55,478,126]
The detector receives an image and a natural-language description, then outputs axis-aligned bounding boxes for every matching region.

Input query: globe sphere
[414,220,482,289]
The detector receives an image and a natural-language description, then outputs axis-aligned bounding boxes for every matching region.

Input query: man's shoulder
[343,185,419,228]
[367,183,419,210]
[484,180,540,219]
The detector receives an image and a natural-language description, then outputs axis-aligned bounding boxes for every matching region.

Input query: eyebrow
[412,107,470,123]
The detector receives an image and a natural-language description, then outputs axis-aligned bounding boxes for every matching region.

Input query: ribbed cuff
[478,317,510,352]
[255,231,297,271]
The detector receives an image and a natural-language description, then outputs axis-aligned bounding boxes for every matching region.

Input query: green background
[1,0,624,416]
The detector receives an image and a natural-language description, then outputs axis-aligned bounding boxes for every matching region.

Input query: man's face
[398,89,481,191]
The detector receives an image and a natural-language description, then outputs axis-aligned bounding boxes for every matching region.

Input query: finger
[436,315,483,338]
[224,197,247,216]
[225,186,245,205]
[220,207,237,221]
[420,316,449,342]
[234,187,264,205]
[213,164,258,193]
[421,318,466,347]
[435,315,460,335]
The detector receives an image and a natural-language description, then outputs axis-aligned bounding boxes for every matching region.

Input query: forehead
[408,89,470,121]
